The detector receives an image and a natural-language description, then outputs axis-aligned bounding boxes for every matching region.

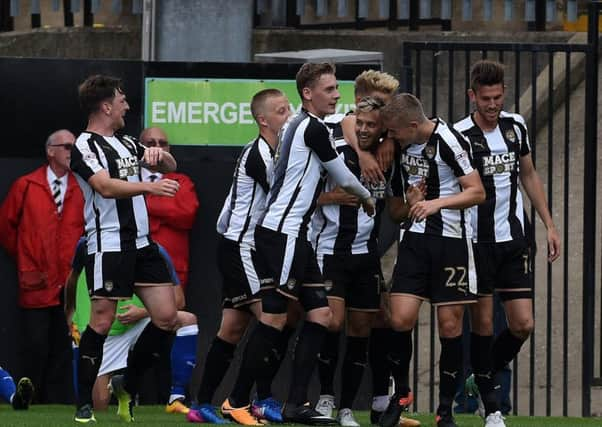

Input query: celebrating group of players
[68,59,559,427]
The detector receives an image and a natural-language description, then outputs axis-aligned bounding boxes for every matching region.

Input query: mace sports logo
[401,153,430,178]
[116,156,140,179]
[482,152,516,176]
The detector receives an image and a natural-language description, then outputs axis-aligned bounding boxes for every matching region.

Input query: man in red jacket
[0,129,84,403]
[139,127,199,290]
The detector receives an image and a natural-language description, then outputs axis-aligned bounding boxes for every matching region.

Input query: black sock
[317,331,340,396]
[256,325,294,400]
[230,322,282,407]
[288,321,327,405]
[470,333,499,415]
[437,335,462,416]
[340,336,368,409]
[197,336,236,404]
[388,330,412,397]
[492,328,526,373]
[369,328,393,397]
[125,322,173,398]
[77,327,107,407]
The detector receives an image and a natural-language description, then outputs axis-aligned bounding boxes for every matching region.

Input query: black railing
[400,1,600,417]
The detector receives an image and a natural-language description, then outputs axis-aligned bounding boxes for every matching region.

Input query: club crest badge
[424,145,436,160]
[104,280,114,292]
[286,278,296,290]
[324,280,333,292]
[505,129,517,143]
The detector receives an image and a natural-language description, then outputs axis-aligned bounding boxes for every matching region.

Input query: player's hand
[376,138,395,172]
[330,187,360,206]
[406,179,426,207]
[116,305,148,325]
[358,150,385,184]
[143,146,165,167]
[547,225,561,262]
[409,199,440,222]
[361,197,376,217]
[148,178,179,197]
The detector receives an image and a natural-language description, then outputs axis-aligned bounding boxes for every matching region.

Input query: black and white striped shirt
[311,139,391,255]
[70,132,150,253]
[391,118,474,239]
[217,136,274,247]
[260,109,370,239]
[454,111,530,243]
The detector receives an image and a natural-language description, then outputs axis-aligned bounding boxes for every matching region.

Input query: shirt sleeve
[322,156,371,201]
[303,118,338,163]
[438,133,474,178]
[514,116,531,156]
[70,138,104,182]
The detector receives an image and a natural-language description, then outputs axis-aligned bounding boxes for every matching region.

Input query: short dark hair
[251,88,285,121]
[295,62,336,98]
[78,74,124,116]
[470,60,505,91]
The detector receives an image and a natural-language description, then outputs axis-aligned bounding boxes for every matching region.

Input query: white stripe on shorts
[466,237,477,295]
[279,234,297,286]
[93,252,104,292]
[239,244,260,294]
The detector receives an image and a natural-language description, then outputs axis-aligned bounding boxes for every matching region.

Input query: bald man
[139,127,200,291]
[0,129,84,403]
[138,127,200,412]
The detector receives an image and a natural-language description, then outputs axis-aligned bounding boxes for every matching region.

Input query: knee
[327,312,344,332]
[438,317,462,338]
[218,322,246,344]
[471,315,493,336]
[89,317,115,336]
[177,311,197,326]
[510,317,534,340]
[389,313,414,332]
[153,313,179,332]
[307,306,332,329]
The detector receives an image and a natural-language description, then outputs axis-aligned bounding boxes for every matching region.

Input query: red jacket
[0,165,84,308]
[146,172,199,288]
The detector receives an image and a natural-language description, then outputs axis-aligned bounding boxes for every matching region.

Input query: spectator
[0,129,84,404]
[140,127,199,290]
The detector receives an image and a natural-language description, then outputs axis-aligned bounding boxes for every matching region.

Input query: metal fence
[399,1,601,417]
[254,0,586,31]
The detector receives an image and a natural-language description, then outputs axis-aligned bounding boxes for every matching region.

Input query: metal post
[0,0,13,31]
[83,0,93,26]
[409,0,418,30]
[582,0,599,418]
[286,0,300,27]
[63,0,74,26]
[141,0,156,61]
[388,0,398,30]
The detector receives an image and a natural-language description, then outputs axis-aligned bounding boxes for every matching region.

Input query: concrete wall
[153,0,253,62]
[0,26,140,59]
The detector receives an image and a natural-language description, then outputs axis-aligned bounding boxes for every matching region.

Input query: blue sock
[169,324,198,402]
[0,367,16,404]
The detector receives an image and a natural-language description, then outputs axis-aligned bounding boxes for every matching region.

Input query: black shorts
[473,239,532,301]
[391,231,477,306]
[318,253,382,311]
[85,243,172,299]
[217,235,262,309]
[254,226,325,302]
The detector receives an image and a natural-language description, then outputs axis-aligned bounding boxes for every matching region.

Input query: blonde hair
[355,96,386,114]
[354,70,399,97]
[380,93,427,125]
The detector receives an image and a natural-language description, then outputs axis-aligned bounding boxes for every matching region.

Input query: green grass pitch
[1,406,600,426]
